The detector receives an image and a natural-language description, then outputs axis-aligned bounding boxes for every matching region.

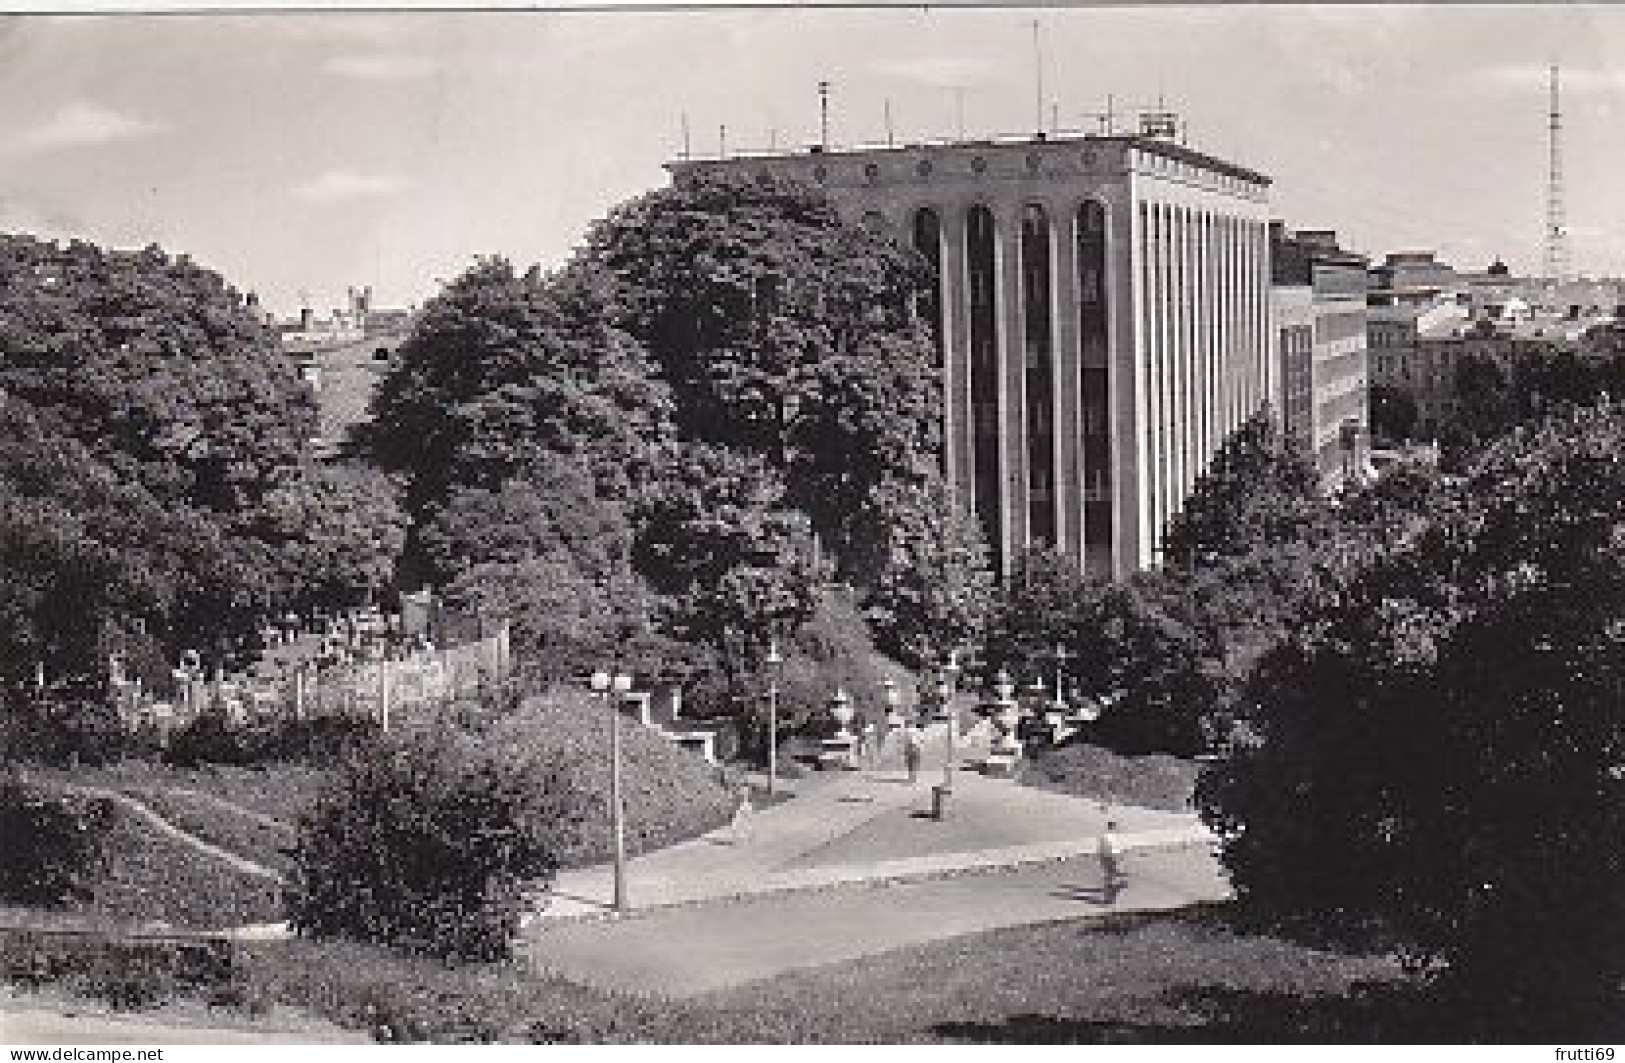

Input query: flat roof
[667,131,1272,188]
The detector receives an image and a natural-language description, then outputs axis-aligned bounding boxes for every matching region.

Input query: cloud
[11,101,164,156]
[326,52,438,81]
[291,169,407,205]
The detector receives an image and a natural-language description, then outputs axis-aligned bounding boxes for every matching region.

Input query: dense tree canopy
[1159,413,1323,574]
[0,235,315,514]
[1368,382,1418,445]
[1198,402,1625,1033]
[848,473,994,669]
[580,171,942,558]
[361,260,671,506]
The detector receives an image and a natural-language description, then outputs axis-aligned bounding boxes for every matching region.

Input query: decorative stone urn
[819,687,859,770]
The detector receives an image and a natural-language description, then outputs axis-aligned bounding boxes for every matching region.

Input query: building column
[1053,202,1084,567]
[997,202,1028,572]
[940,203,976,512]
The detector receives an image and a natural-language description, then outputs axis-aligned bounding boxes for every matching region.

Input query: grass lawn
[77,805,284,930]
[11,901,1621,1041]
[120,788,298,876]
[15,761,328,826]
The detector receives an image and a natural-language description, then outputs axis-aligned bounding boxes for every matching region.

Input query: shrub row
[1015,741,1201,813]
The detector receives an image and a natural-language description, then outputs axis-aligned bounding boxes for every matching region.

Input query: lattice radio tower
[1544,63,1571,283]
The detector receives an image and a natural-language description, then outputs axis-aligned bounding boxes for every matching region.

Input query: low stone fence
[116,624,513,737]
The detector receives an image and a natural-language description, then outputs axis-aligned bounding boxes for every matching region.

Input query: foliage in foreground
[1199,402,1625,1032]
[286,721,562,961]
[287,690,734,959]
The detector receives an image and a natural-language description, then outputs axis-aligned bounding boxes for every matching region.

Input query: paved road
[525,846,1230,998]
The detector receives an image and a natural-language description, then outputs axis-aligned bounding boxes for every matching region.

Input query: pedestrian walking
[730,780,754,844]
[1098,819,1124,904]
[903,723,923,785]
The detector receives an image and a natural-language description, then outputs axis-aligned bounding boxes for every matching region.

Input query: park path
[527,715,1226,996]
[540,715,1211,920]
[525,845,1230,998]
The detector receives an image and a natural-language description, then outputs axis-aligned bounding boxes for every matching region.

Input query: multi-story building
[668,126,1273,578]
[1269,278,1315,454]
[1270,226,1370,483]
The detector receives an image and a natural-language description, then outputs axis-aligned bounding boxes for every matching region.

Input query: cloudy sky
[2,5,1624,316]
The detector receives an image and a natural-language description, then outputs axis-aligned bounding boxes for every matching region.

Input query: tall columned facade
[669,134,1272,578]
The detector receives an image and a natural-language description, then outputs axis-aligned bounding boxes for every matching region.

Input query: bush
[1,678,129,766]
[164,709,371,767]
[0,780,113,907]
[286,721,563,961]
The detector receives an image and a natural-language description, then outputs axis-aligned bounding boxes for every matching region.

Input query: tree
[580,170,942,566]
[849,473,994,668]
[244,462,408,616]
[985,546,1090,677]
[1368,383,1418,445]
[0,395,264,696]
[1068,573,1228,757]
[1159,412,1322,574]
[632,443,819,660]
[416,464,631,591]
[0,236,316,515]
[1198,402,1625,1034]
[357,257,673,585]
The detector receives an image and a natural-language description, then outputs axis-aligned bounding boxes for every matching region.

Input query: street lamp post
[765,638,783,795]
[590,669,633,915]
[941,649,961,791]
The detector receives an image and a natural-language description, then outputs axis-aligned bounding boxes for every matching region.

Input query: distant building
[1270,225,1369,485]
[1368,301,1473,438]
[670,125,1275,577]
[1368,251,1461,310]
[1367,294,1611,440]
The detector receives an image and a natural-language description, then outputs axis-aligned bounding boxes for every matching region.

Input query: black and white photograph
[1,1,1623,1048]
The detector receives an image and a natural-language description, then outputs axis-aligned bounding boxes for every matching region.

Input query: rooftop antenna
[1032,18,1045,137]
[719,123,728,158]
[884,98,894,147]
[1545,63,1570,284]
[818,79,831,150]
[680,113,691,160]
[1051,101,1060,135]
